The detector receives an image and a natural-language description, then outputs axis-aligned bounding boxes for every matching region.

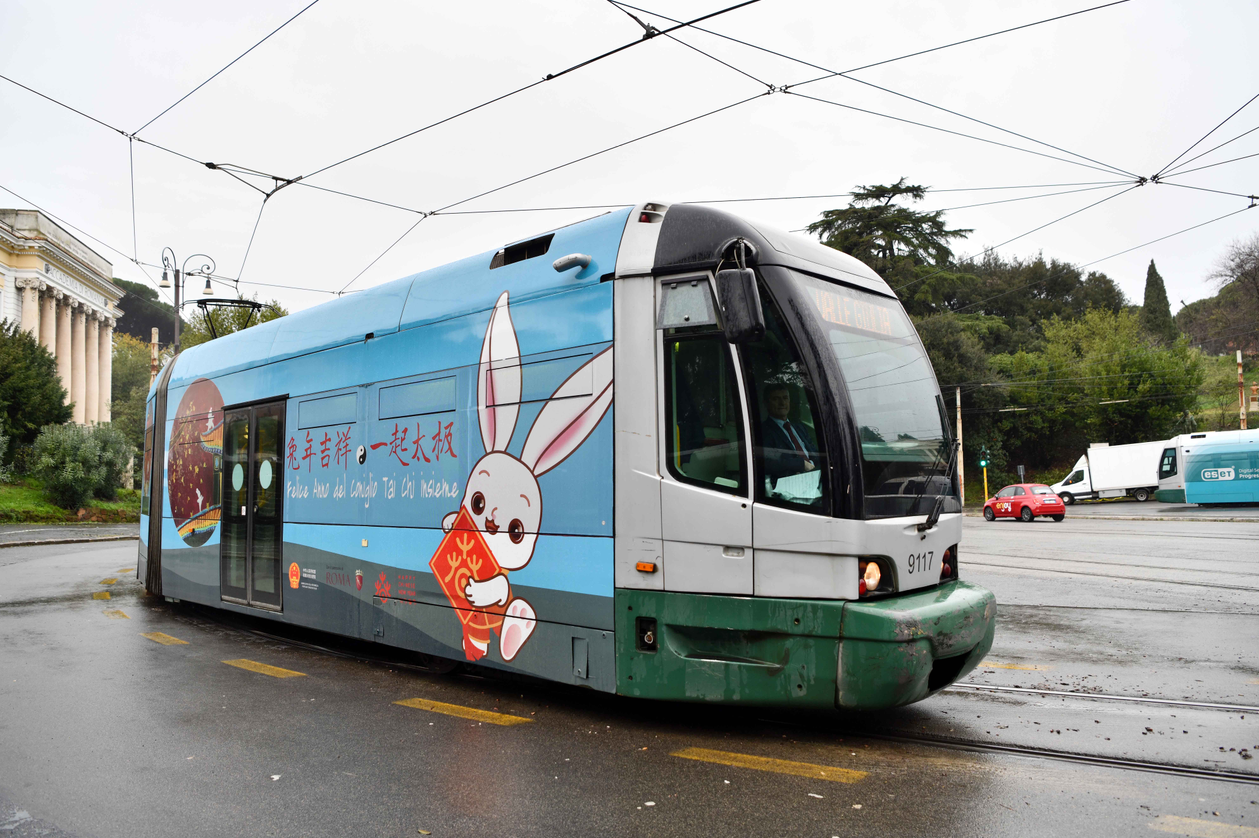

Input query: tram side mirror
[716,268,765,343]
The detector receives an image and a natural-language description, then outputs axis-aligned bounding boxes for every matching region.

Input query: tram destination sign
[806,286,896,338]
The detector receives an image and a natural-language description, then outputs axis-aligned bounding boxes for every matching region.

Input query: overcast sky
[2,0,1256,320]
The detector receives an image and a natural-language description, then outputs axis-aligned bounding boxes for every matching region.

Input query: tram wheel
[1020,506,1034,522]
[1052,514,1065,522]
[983,507,995,521]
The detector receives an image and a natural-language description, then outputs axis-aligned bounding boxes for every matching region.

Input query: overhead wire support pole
[956,387,965,506]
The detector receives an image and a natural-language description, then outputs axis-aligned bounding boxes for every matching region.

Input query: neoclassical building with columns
[0,209,124,424]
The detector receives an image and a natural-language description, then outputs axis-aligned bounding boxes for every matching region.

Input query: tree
[1140,260,1177,344]
[807,179,971,285]
[111,332,155,457]
[180,294,288,349]
[1212,231,1259,312]
[113,278,185,345]
[991,308,1203,453]
[0,321,72,459]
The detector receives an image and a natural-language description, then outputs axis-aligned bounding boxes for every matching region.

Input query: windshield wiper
[916,438,960,536]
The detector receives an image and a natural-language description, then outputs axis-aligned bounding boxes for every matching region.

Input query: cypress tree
[1140,260,1177,344]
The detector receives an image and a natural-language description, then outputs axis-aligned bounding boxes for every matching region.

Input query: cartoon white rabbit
[440,290,613,662]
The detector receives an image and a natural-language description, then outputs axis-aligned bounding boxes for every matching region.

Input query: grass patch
[0,476,140,523]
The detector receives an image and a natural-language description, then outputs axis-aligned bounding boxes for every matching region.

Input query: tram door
[221,401,286,610]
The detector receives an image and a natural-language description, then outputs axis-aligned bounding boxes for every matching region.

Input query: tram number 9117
[907,551,934,574]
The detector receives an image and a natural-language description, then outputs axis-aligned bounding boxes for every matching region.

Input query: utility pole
[1240,350,1248,431]
[149,327,159,386]
[955,387,965,505]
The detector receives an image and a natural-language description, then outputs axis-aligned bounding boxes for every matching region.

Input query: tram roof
[158,203,892,395]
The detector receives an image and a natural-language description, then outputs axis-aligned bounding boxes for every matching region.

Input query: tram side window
[663,336,747,495]
[739,287,828,512]
[141,424,153,510]
[1158,448,1177,479]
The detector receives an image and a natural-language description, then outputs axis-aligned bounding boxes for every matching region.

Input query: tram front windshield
[787,271,956,519]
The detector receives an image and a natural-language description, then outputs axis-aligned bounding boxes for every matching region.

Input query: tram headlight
[858,560,883,595]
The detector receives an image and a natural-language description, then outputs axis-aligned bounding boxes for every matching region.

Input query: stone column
[39,289,57,354]
[99,318,113,423]
[71,303,86,424]
[55,293,72,397]
[16,278,43,337]
[85,313,100,425]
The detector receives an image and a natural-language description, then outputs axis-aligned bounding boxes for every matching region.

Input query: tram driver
[761,382,819,484]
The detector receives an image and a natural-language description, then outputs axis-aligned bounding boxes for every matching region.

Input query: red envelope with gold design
[429,508,503,627]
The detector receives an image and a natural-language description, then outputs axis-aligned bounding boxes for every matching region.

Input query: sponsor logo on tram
[1202,467,1236,481]
[288,562,300,589]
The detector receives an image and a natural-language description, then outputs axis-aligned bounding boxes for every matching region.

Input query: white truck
[1050,440,1166,504]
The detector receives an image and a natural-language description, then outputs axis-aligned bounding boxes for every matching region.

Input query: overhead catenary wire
[613,0,1137,180]
[1154,91,1259,179]
[788,0,1131,88]
[891,182,1139,295]
[301,0,764,181]
[133,0,324,136]
[603,0,771,88]
[1161,124,1259,178]
[952,202,1256,315]
[0,181,174,305]
[788,90,1136,180]
[338,92,766,293]
[1157,152,1259,181]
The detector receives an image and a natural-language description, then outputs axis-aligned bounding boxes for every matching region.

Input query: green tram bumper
[615,581,996,710]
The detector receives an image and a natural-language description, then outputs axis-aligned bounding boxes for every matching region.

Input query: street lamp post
[160,248,216,355]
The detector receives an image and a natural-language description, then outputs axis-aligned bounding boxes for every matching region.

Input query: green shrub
[0,429,12,484]
[32,424,104,510]
[91,423,133,501]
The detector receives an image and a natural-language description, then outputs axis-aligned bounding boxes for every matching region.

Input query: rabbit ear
[478,291,521,453]
[521,347,613,477]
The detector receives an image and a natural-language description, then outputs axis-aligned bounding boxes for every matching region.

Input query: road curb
[962,512,1259,524]
[0,535,138,550]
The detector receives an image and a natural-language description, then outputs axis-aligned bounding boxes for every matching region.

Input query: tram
[1156,429,1259,504]
[138,202,995,710]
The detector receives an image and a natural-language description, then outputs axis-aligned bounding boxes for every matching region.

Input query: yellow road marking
[103,609,129,619]
[100,578,117,585]
[982,661,1050,671]
[1149,815,1259,837]
[117,567,133,573]
[394,697,533,726]
[671,747,868,784]
[142,632,188,646]
[1249,679,1259,685]
[222,659,306,679]
[91,591,110,600]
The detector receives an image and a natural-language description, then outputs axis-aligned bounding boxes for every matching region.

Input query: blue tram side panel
[149,208,630,691]
[1183,440,1259,504]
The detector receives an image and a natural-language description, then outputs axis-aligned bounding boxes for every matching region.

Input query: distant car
[983,483,1066,522]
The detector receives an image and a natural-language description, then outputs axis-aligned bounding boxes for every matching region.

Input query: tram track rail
[779,722,1259,787]
[184,600,1259,788]
[946,682,1259,713]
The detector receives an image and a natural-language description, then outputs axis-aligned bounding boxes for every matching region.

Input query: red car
[983,483,1066,522]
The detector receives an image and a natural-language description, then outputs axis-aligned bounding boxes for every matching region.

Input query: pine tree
[1140,260,1177,344]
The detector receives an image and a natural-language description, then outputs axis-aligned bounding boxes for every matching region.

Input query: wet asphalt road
[1,519,1257,837]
